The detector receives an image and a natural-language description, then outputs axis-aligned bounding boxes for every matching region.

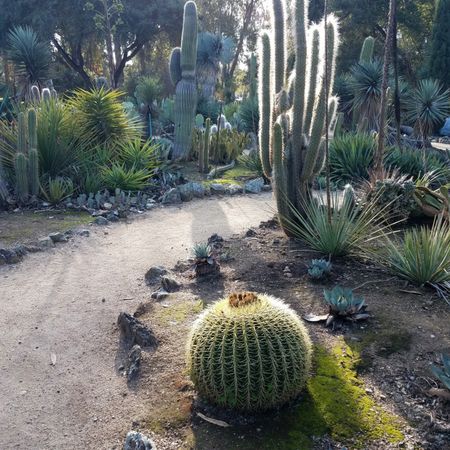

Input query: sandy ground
[0,194,274,450]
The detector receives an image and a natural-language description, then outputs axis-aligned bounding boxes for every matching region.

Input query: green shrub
[330,133,376,183]
[187,292,312,411]
[42,177,74,204]
[284,192,392,257]
[67,87,141,148]
[378,215,450,300]
[101,163,150,191]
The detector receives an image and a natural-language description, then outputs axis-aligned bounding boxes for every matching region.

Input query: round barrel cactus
[187,292,312,411]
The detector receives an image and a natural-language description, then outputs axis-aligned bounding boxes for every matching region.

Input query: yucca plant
[406,79,450,143]
[285,191,393,257]
[41,177,74,204]
[329,132,377,183]
[431,354,450,392]
[379,215,450,302]
[192,243,219,277]
[67,88,141,149]
[101,163,150,192]
[117,139,159,172]
[7,26,50,94]
[348,59,384,132]
[238,151,264,178]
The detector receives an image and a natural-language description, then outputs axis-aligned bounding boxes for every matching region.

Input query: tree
[429,0,450,87]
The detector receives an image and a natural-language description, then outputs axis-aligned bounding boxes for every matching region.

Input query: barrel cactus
[187,292,312,411]
[170,1,198,160]
[259,0,340,234]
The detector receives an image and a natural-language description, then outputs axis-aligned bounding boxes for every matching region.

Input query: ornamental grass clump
[187,292,312,411]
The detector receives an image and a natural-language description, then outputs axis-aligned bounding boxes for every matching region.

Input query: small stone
[161,276,180,293]
[117,313,158,348]
[226,184,243,196]
[261,184,272,192]
[49,232,68,243]
[78,230,90,237]
[127,345,142,382]
[103,202,113,210]
[245,229,257,237]
[124,431,156,450]
[209,183,227,194]
[107,213,120,222]
[244,177,265,194]
[151,289,170,300]
[38,237,55,249]
[95,216,109,226]
[145,266,168,284]
[161,188,182,205]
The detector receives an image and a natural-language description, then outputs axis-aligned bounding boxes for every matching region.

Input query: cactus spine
[170,1,198,160]
[259,0,340,234]
[199,118,211,174]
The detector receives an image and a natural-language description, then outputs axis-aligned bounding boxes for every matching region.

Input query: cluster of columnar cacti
[14,109,40,203]
[187,292,312,411]
[169,1,198,160]
[259,0,340,233]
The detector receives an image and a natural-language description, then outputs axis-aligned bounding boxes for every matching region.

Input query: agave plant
[308,259,332,280]
[101,163,150,192]
[431,354,450,392]
[192,243,220,277]
[7,26,51,94]
[304,286,369,328]
[41,177,74,205]
[116,139,159,172]
[406,79,450,143]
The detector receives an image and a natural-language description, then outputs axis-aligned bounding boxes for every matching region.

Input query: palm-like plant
[348,59,384,132]
[134,77,162,108]
[405,79,450,143]
[67,87,141,149]
[7,26,51,93]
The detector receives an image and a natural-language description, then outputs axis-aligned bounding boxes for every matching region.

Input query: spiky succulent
[323,286,369,327]
[431,354,450,391]
[192,242,219,276]
[187,292,312,411]
[308,259,332,280]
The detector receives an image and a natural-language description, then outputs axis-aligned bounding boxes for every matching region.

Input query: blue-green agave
[431,354,450,391]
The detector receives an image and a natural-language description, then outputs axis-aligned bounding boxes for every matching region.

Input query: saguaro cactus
[170,1,198,160]
[259,0,340,234]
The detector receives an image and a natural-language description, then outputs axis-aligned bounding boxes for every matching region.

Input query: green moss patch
[153,300,203,326]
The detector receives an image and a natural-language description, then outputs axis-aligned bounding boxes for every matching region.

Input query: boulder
[118,312,158,348]
[244,177,265,194]
[48,232,68,243]
[124,431,156,450]
[127,345,142,382]
[161,276,180,293]
[209,183,227,194]
[145,266,168,284]
[161,188,181,205]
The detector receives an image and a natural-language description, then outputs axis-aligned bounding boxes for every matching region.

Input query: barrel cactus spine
[187,292,312,412]
[170,1,198,160]
[259,0,340,234]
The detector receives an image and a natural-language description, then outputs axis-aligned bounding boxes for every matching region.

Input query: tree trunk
[102,0,116,88]
[374,0,396,177]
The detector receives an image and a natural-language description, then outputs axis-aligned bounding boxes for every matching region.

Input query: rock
[207,234,224,250]
[38,236,55,249]
[161,276,180,293]
[245,229,257,237]
[107,213,120,222]
[151,289,170,300]
[178,182,206,201]
[95,216,109,226]
[145,266,168,284]
[127,345,142,382]
[12,244,28,257]
[48,232,68,243]
[244,177,265,194]
[145,202,156,210]
[124,431,156,450]
[209,183,227,194]
[161,188,181,205]
[0,248,22,265]
[117,312,158,348]
[226,184,243,196]
[78,229,90,237]
[262,184,272,192]
[24,244,41,253]
[103,202,113,210]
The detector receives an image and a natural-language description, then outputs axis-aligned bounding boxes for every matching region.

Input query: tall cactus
[14,153,28,203]
[170,1,198,160]
[259,0,340,234]
[199,118,211,174]
[359,36,375,64]
[27,108,39,197]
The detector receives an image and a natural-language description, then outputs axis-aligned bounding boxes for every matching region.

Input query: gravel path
[0,194,274,450]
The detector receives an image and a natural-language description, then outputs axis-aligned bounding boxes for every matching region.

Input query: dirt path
[0,194,274,450]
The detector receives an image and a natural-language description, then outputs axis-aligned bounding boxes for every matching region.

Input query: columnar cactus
[170,1,198,160]
[28,149,39,197]
[199,118,211,174]
[187,292,312,411]
[359,36,375,64]
[259,0,340,233]
[17,112,27,154]
[14,153,28,203]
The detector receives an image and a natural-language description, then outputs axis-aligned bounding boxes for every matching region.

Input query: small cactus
[14,152,29,203]
[187,292,312,411]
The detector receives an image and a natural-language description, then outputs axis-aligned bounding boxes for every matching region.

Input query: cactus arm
[359,36,375,63]
[273,121,290,230]
[169,48,182,85]
[259,33,273,178]
[272,0,286,94]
